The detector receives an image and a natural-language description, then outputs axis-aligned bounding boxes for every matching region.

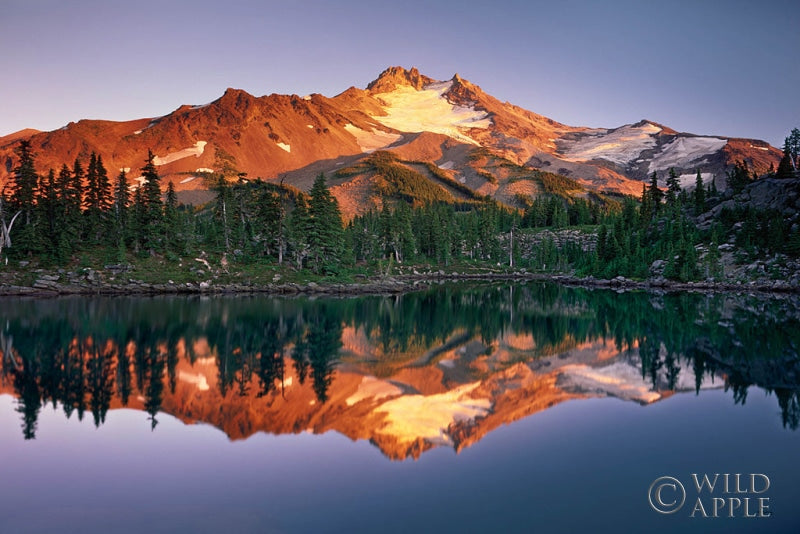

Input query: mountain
[0,67,781,216]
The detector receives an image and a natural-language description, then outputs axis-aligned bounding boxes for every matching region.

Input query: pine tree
[113,169,130,247]
[37,169,61,257]
[649,172,663,214]
[787,128,800,171]
[84,152,112,242]
[288,193,311,269]
[54,164,77,259]
[307,173,345,274]
[164,181,180,251]
[141,150,163,251]
[131,186,148,253]
[596,224,608,263]
[693,170,706,215]
[665,168,681,207]
[727,161,751,193]
[639,182,652,224]
[393,201,415,262]
[6,140,42,255]
[255,184,287,263]
[66,157,85,238]
[777,138,796,178]
[9,140,38,225]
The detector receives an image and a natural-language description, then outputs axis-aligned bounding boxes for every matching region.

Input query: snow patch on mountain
[346,376,403,406]
[560,362,661,403]
[371,81,491,146]
[152,141,207,166]
[277,142,291,153]
[678,172,714,189]
[179,176,197,184]
[648,137,726,174]
[374,382,491,446]
[344,124,403,153]
[560,123,662,166]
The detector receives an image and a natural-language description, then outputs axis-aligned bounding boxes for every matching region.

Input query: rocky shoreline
[1,268,798,298]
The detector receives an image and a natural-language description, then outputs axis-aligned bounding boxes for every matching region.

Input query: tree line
[2,282,798,439]
[1,134,798,280]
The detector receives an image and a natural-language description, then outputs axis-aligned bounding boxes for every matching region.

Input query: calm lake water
[1,283,799,533]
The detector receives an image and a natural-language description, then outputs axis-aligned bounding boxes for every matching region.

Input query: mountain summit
[0,67,781,216]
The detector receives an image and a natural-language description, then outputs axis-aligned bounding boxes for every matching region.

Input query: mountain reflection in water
[1,283,798,459]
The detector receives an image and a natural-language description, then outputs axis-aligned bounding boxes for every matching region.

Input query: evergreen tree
[288,193,311,269]
[665,168,681,207]
[596,224,608,263]
[393,201,415,262]
[85,152,99,213]
[307,174,345,274]
[777,138,797,178]
[693,170,706,215]
[212,176,232,251]
[54,164,78,259]
[255,184,287,263]
[141,150,163,251]
[113,169,130,247]
[8,140,38,225]
[37,169,61,258]
[727,161,751,193]
[84,152,112,242]
[66,157,85,238]
[164,181,180,251]
[639,182,652,224]
[131,186,148,253]
[786,128,800,171]
[649,172,662,214]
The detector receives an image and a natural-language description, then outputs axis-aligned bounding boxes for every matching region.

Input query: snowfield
[277,142,291,153]
[371,81,491,145]
[152,141,207,166]
[678,172,715,189]
[346,376,403,406]
[559,359,721,404]
[344,123,403,153]
[648,136,727,173]
[373,382,491,447]
[561,122,662,166]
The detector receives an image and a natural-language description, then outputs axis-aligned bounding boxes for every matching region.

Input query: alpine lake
[1,282,798,533]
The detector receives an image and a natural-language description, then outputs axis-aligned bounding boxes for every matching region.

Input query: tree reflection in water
[0,284,798,451]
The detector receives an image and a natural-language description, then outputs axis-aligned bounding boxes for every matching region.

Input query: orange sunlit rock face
[0,67,780,219]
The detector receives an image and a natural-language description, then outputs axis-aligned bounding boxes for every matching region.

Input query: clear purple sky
[1,0,798,147]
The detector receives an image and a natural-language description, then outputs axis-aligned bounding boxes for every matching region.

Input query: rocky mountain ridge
[0,67,782,217]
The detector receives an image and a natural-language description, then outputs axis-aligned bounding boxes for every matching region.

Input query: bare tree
[0,194,23,259]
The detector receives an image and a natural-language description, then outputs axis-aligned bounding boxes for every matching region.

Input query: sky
[1,0,798,147]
